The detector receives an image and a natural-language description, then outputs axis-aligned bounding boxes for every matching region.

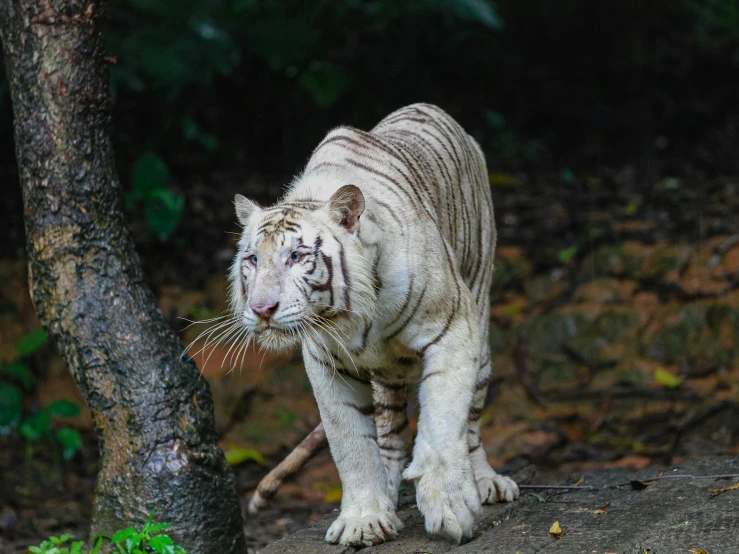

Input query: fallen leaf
[671,521,691,529]
[709,481,739,495]
[571,476,585,486]
[593,502,610,514]
[223,447,266,466]
[656,469,664,478]
[548,521,564,538]
[323,486,343,503]
[654,367,683,388]
[489,172,520,188]
[689,550,709,554]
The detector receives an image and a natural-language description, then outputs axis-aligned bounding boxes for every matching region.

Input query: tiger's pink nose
[250,302,278,319]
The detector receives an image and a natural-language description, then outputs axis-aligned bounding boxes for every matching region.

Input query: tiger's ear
[234,194,261,225]
[327,185,365,234]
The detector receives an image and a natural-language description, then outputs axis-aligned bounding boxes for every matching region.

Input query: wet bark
[0,2,247,553]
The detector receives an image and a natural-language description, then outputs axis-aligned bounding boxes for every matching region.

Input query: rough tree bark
[0,2,247,552]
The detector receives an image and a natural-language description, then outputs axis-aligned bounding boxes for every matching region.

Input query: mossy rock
[519,312,588,359]
[524,273,567,305]
[537,360,582,390]
[646,303,735,366]
[566,307,642,362]
[641,244,692,281]
[578,242,650,281]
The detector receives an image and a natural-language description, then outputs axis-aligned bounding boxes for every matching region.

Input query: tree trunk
[0,2,247,553]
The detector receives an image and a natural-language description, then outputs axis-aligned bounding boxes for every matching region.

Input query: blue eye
[249,254,258,265]
[291,251,301,262]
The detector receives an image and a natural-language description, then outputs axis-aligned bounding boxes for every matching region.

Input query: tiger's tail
[247,422,327,514]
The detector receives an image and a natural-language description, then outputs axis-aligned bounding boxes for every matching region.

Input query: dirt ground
[1,169,737,553]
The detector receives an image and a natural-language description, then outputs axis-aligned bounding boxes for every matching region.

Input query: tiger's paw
[403,442,482,543]
[325,510,402,546]
[477,474,519,504]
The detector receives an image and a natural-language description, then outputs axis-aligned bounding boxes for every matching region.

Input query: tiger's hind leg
[372,379,412,507]
[468,290,519,504]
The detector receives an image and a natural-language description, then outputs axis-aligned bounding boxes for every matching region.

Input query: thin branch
[520,473,739,492]
[520,484,596,490]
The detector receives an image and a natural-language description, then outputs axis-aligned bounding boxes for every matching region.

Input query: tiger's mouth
[254,324,300,351]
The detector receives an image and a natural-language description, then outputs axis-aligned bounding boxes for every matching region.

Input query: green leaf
[20,410,51,441]
[654,368,683,388]
[145,509,157,527]
[145,523,172,533]
[560,167,576,184]
[16,327,48,358]
[90,535,105,554]
[0,361,33,389]
[144,189,184,240]
[148,534,175,554]
[557,245,579,263]
[224,447,266,466]
[130,152,169,198]
[111,527,137,544]
[56,428,83,460]
[198,133,219,152]
[58,534,74,542]
[47,400,81,418]
[28,547,43,553]
[298,66,348,109]
[0,382,22,432]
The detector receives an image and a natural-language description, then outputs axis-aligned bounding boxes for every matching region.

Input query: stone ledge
[258,456,739,554]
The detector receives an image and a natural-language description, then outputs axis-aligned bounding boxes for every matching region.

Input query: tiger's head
[229,185,375,351]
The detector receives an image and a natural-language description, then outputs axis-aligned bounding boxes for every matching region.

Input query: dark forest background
[2,0,739,260]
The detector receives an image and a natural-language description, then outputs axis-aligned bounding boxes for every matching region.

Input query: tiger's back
[303,103,496,301]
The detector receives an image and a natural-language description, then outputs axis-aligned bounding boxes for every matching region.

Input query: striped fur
[230,104,518,546]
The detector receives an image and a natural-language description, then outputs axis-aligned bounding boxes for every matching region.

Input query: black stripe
[468,407,483,422]
[375,402,407,413]
[335,235,351,313]
[384,284,427,340]
[372,378,406,391]
[379,419,409,437]
[420,370,446,383]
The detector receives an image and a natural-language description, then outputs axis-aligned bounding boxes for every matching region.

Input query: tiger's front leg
[403,317,483,544]
[303,344,402,546]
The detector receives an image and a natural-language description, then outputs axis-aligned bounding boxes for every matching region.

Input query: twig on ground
[519,484,596,490]
[522,473,739,493]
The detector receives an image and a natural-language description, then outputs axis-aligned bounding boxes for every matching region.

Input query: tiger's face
[230,186,369,350]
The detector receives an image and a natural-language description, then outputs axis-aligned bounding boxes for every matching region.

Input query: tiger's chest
[321,325,423,384]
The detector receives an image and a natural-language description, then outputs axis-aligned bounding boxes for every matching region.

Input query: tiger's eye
[291,251,301,262]
[249,254,258,265]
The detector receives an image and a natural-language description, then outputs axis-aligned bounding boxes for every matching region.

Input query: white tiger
[229,103,519,546]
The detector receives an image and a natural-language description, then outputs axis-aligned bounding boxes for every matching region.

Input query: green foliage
[16,327,48,357]
[0,382,22,432]
[28,511,187,554]
[127,152,184,240]
[0,327,84,461]
[557,245,579,264]
[28,533,92,554]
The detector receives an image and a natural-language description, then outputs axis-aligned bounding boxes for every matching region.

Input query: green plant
[126,151,184,240]
[28,510,188,554]
[0,327,84,462]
